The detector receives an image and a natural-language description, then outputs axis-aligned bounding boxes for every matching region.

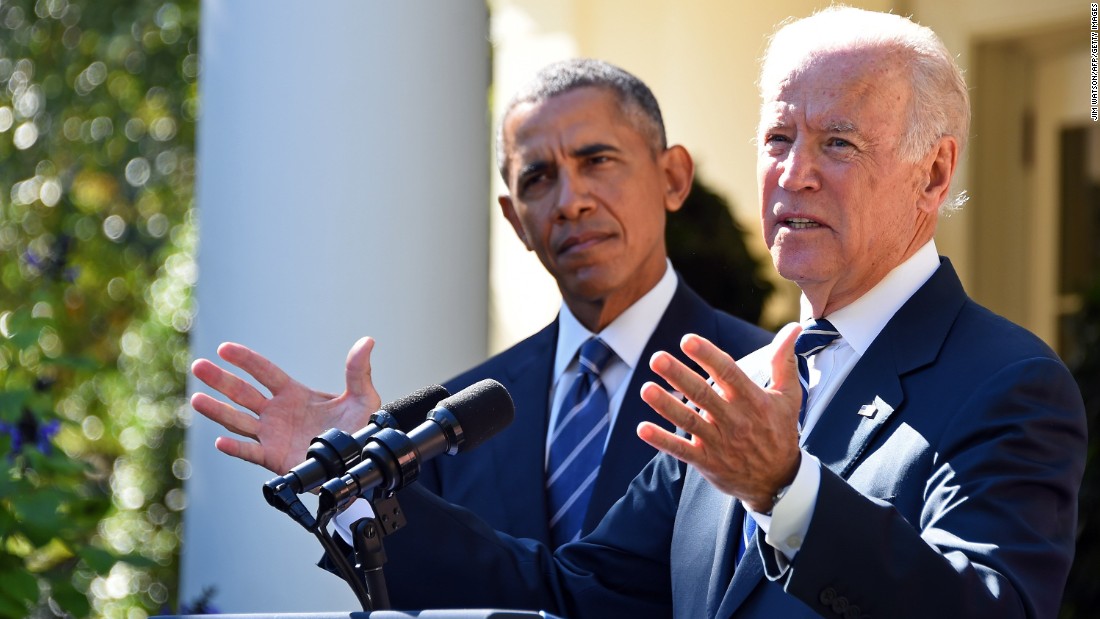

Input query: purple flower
[0,410,61,459]
[0,421,16,454]
[20,235,76,281]
[36,420,60,453]
[22,249,45,271]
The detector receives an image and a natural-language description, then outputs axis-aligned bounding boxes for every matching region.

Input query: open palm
[190,336,382,475]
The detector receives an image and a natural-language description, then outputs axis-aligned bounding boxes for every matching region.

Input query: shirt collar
[800,240,940,356]
[555,259,677,376]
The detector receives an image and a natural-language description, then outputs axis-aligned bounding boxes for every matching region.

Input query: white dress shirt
[547,260,678,462]
[752,240,940,563]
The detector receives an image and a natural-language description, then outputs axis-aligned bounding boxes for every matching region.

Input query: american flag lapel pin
[858,396,894,420]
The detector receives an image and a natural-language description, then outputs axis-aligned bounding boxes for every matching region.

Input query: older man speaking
[374,8,1085,619]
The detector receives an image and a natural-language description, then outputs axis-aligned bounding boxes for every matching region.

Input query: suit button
[831,596,849,614]
[820,587,837,605]
[844,605,861,619]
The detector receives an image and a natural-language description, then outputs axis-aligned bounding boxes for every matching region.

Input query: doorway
[970,23,1098,358]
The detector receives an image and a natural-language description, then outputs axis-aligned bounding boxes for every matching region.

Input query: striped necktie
[738,318,841,564]
[546,337,615,547]
[793,318,841,426]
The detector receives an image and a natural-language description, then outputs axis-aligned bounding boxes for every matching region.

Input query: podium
[155,611,562,618]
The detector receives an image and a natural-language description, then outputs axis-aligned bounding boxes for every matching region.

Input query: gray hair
[496,58,667,181]
[760,7,971,212]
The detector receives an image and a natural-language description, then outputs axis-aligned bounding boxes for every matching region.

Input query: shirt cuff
[331,499,376,544]
[746,450,821,561]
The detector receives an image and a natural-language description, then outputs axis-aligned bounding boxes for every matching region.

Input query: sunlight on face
[500,87,675,318]
[757,47,933,313]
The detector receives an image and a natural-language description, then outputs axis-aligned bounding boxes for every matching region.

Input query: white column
[182,1,489,612]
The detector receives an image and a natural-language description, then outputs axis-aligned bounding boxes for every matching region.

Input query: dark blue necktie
[546,337,615,547]
[793,319,841,426]
[738,319,841,563]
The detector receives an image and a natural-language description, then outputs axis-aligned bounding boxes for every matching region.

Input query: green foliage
[666,177,773,326]
[0,0,197,617]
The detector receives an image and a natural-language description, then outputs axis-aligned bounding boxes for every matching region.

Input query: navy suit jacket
[409,276,771,544]
[378,259,1086,619]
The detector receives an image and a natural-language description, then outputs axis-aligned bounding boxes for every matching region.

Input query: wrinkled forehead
[505,102,589,158]
[757,47,912,132]
[762,44,907,96]
[503,88,638,159]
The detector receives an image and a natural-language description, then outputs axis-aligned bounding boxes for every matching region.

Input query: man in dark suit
[365,8,1085,618]
[189,59,770,547]
[420,278,764,544]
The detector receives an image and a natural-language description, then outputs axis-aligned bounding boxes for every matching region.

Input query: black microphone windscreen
[382,384,450,430]
[436,378,515,451]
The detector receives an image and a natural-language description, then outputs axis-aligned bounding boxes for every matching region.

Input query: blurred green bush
[667,177,774,327]
[0,1,197,616]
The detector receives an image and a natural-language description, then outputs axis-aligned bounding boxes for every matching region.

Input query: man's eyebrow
[516,143,621,179]
[758,118,789,133]
[573,143,619,158]
[517,157,547,177]
[822,120,858,134]
[759,118,860,130]
[517,160,549,180]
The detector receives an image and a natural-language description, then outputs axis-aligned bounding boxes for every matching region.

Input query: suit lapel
[584,280,716,533]
[706,345,781,617]
[802,360,903,477]
[492,322,557,541]
[668,463,743,618]
[712,499,768,618]
[804,259,965,478]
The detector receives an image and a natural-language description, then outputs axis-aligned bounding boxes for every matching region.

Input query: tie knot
[578,337,614,376]
[795,319,841,360]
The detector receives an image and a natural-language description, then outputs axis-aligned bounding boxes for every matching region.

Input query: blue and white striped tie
[793,318,841,426]
[546,337,614,547]
[739,319,841,564]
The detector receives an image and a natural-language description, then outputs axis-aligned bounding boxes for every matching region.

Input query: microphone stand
[265,479,376,611]
[271,424,419,612]
[264,379,515,613]
[309,489,406,613]
[347,492,407,611]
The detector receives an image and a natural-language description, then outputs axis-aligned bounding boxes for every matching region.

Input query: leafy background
[0,0,197,617]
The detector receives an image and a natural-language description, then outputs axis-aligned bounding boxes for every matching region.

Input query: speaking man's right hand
[190,336,382,475]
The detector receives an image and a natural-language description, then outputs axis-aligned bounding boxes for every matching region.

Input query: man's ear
[917,136,959,214]
[661,145,695,214]
[498,195,532,251]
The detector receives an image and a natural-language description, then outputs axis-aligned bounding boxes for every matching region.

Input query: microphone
[317,378,514,514]
[263,384,449,507]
